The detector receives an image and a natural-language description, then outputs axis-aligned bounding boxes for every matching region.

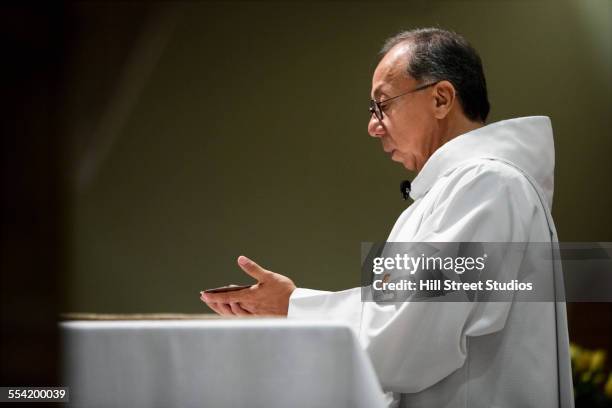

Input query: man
[200,28,573,407]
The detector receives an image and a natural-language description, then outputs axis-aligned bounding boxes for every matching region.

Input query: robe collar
[409,116,555,209]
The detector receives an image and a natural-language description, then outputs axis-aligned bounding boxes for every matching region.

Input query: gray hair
[381,28,490,123]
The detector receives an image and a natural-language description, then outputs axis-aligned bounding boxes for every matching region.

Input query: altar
[60,315,386,407]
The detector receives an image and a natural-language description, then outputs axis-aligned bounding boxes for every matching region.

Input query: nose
[368,114,386,138]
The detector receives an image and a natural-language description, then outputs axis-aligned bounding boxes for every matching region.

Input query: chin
[391,153,414,171]
[391,152,414,171]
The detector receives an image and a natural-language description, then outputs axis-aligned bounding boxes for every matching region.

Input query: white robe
[288,116,574,408]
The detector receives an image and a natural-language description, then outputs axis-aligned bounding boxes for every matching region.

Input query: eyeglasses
[369,81,440,122]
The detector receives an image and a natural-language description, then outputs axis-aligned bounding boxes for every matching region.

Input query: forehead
[371,42,413,98]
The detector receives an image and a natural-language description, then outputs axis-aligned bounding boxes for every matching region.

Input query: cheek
[402,116,429,149]
[390,120,419,152]
[387,105,429,153]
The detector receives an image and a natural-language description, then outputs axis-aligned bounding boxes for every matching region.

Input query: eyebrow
[372,87,388,100]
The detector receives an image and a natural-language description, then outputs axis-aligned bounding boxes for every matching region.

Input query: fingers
[237,255,270,281]
[230,302,251,316]
[216,302,235,315]
[205,302,226,315]
[200,292,236,316]
[201,288,250,304]
[205,301,250,317]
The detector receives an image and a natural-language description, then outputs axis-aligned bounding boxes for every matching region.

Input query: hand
[203,299,253,317]
[200,255,296,317]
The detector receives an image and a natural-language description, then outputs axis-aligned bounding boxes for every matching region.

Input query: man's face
[368,44,438,172]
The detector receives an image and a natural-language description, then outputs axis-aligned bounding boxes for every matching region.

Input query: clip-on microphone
[400,180,411,200]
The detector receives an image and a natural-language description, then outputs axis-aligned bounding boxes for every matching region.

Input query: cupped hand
[200,255,296,317]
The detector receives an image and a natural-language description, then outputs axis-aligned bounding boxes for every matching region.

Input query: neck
[441,114,484,145]
[417,115,484,172]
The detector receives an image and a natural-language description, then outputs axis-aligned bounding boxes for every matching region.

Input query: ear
[431,80,456,119]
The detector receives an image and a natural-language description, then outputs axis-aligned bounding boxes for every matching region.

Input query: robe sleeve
[288,287,363,337]
[289,160,540,392]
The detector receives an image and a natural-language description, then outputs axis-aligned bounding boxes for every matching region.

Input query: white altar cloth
[61,318,386,408]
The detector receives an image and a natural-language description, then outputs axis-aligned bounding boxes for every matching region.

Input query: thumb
[237,255,270,281]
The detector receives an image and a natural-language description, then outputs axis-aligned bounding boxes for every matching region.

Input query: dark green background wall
[64,0,611,314]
